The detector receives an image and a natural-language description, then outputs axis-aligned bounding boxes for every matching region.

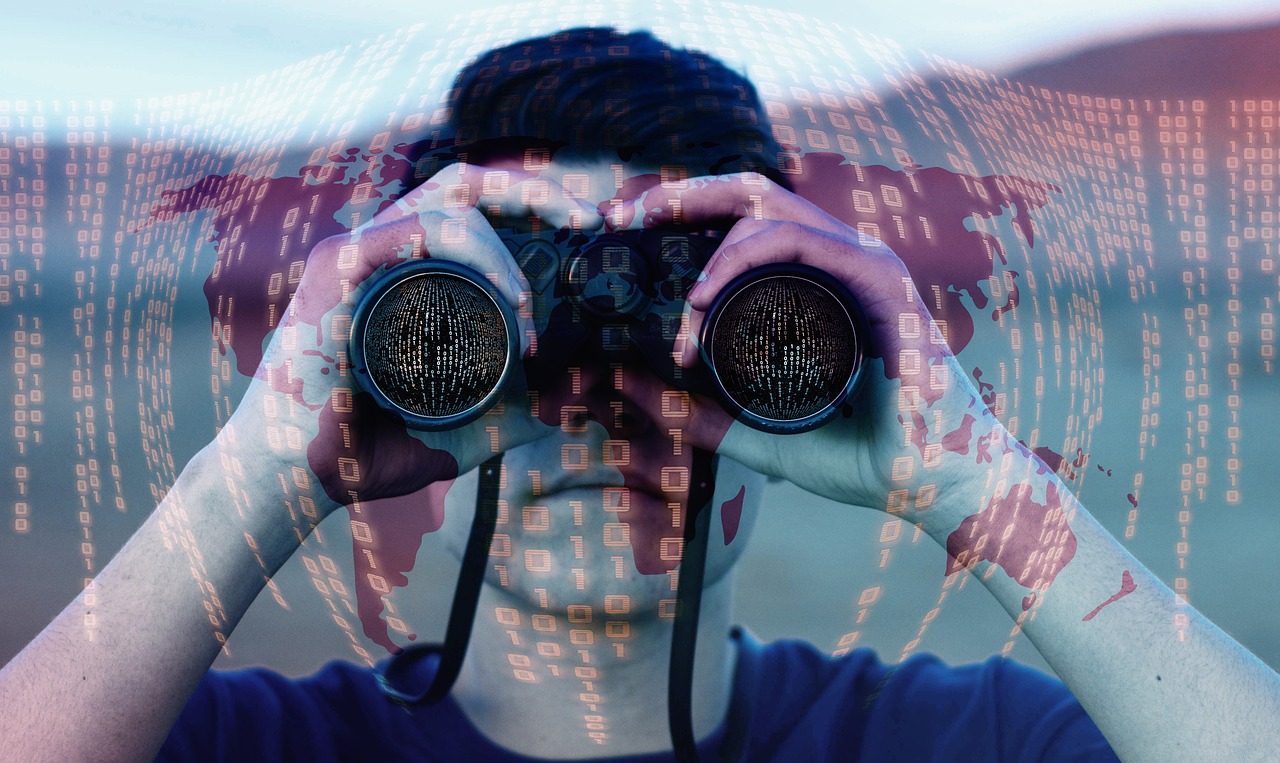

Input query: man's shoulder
[732,628,1117,761]
[157,658,438,762]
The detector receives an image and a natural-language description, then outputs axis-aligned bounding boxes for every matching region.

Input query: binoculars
[348,229,868,434]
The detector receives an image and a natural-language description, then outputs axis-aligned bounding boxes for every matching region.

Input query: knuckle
[307,233,348,261]
[871,248,910,278]
[714,242,739,262]
[479,168,513,196]
[731,217,769,238]
[428,163,463,183]
[450,205,487,224]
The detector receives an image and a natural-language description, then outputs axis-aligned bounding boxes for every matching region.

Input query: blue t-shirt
[156,628,1118,761]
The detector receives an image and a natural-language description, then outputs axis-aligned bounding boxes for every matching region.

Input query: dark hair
[408,27,785,186]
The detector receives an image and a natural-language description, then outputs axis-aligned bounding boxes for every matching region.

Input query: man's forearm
[0,440,304,763]
[927,440,1280,762]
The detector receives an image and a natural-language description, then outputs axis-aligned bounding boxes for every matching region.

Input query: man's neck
[449,571,740,760]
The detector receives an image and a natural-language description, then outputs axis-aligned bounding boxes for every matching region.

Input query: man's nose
[546,361,662,440]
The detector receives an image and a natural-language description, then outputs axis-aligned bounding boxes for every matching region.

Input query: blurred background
[4,0,1280,684]
[5,0,1280,100]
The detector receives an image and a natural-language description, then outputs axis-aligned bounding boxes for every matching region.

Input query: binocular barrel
[349,247,866,433]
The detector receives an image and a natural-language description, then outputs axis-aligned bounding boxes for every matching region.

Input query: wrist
[915,430,1076,582]
[185,424,321,571]
[905,419,1041,535]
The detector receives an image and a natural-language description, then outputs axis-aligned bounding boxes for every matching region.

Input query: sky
[5,0,1279,102]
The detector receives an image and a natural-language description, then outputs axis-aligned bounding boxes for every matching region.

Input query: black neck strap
[377,453,504,706]
[669,447,717,763]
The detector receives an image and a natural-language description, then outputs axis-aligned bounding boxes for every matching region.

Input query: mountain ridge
[1003,21,1280,98]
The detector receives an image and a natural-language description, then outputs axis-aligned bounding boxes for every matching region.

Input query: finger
[708,214,774,252]
[614,172,844,233]
[689,221,903,312]
[679,221,915,368]
[295,209,536,357]
[344,207,530,307]
[394,164,605,233]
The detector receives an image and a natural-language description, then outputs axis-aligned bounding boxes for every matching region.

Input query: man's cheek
[614,491,687,576]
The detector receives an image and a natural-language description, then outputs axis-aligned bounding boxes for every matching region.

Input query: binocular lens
[350,260,516,430]
[702,266,863,433]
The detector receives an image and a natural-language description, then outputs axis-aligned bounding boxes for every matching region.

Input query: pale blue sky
[5,0,1278,100]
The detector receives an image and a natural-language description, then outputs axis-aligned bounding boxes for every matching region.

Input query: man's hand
[222,162,606,525]
[613,172,994,523]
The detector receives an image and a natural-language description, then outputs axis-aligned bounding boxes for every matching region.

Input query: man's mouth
[542,472,674,505]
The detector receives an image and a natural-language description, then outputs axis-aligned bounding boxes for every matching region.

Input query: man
[2,26,1278,762]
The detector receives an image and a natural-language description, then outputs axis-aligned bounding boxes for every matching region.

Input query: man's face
[435,153,767,616]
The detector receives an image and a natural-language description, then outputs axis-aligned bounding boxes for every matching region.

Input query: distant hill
[1004,22,1280,98]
